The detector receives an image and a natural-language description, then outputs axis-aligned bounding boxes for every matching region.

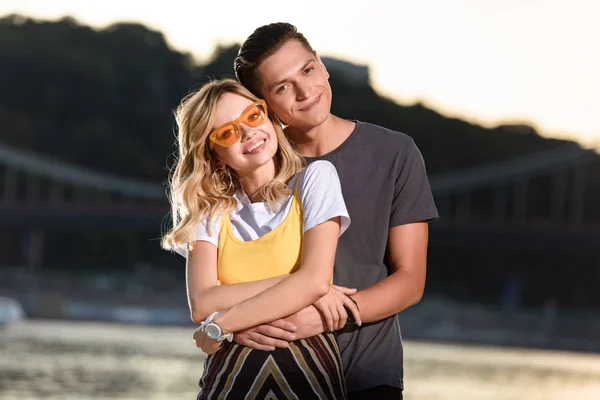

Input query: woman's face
[210,93,279,176]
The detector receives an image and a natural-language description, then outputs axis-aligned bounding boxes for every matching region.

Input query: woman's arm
[190,161,347,335]
[211,217,340,335]
[186,242,290,323]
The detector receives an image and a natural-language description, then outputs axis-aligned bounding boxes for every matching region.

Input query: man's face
[256,40,332,131]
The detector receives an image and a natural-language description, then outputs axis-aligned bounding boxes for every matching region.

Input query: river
[1,320,599,399]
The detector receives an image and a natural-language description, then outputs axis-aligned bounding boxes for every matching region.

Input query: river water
[1,320,599,399]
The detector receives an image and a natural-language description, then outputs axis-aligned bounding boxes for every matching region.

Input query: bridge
[1,141,599,267]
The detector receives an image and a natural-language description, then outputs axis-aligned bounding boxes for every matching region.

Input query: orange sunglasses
[208,100,268,149]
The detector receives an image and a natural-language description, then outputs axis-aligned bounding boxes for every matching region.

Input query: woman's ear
[210,151,226,169]
[215,158,227,170]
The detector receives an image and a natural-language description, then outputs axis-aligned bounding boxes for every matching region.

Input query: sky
[3,0,599,149]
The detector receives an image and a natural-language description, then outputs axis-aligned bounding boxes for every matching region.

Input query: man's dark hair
[234,22,314,96]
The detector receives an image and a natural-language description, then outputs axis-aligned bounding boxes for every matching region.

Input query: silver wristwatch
[202,312,233,342]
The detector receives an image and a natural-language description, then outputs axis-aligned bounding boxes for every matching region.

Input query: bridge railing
[0,142,165,202]
[429,144,599,230]
[2,140,599,231]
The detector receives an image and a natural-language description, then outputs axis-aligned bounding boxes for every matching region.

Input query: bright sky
[3,0,599,148]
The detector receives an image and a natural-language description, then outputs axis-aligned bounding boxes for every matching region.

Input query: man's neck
[285,115,355,158]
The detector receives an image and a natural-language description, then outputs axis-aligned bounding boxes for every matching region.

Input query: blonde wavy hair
[161,79,305,251]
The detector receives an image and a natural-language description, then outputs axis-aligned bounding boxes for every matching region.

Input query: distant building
[321,57,370,87]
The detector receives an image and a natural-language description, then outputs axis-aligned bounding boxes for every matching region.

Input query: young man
[201,23,438,399]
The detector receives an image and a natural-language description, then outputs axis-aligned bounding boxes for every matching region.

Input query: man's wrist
[342,294,361,328]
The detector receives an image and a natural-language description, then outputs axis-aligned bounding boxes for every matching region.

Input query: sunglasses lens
[213,125,240,147]
[242,103,267,127]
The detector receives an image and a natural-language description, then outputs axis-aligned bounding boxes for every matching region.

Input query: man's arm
[349,137,434,322]
[273,221,428,329]
[350,222,428,323]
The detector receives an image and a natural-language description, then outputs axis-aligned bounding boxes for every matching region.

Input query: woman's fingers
[203,341,223,355]
[317,303,334,331]
[330,303,341,330]
[193,329,223,354]
[336,302,347,330]
[332,285,357,295]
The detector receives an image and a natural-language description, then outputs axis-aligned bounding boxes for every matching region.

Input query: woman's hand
[193,325,223,355]
[313,285,362,331]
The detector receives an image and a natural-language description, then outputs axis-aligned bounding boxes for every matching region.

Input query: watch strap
[202,311,219,328]
[201,312,233,342]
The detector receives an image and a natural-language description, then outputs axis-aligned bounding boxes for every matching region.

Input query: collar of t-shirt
[232,178,298,209]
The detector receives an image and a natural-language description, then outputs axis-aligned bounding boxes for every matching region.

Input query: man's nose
[295,81,311,101]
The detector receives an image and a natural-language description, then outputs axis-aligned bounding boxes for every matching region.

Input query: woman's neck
[236,161,276,203]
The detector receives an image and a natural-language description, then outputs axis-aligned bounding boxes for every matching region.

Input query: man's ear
[314,51,330,80]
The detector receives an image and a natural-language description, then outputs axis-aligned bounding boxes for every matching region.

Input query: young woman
[161,79,359,399]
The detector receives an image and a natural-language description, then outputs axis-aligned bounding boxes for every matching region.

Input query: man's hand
[193,326,222,355]
[233,305,328,350]
[234,319,298,351]
[313,285,361,331]
[289,304,328,338]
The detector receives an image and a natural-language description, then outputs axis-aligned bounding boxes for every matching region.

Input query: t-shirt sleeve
[390,138,439,227]
[299,160,351,236]
[174,215,221,258]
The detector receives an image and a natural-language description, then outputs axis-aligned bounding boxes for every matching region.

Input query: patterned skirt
[197,333,347,400]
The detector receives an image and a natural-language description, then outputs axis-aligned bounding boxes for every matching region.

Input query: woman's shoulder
[306,159,337,173]
[288,160,338,191]
[296,160,351,235]
[300,160,338,183]
[295,160,341,199]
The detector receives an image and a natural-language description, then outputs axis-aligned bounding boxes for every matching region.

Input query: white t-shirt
[178,160,350,256]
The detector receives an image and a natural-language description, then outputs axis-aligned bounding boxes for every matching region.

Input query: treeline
[0,14,574,180]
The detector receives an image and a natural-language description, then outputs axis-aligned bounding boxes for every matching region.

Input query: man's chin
[296,114,330,131]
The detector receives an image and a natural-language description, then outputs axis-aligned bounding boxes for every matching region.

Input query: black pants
[348,385,403,400]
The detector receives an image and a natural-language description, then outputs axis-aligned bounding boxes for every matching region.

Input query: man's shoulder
[355,121,415,149]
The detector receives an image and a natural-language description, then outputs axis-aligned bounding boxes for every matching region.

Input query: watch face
[205,323,221,340]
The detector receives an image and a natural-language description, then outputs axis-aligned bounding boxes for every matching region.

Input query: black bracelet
[342,295,360,327]
[346,295,360,311]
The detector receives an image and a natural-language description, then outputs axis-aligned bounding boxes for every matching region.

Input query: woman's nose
[240,124,258,141]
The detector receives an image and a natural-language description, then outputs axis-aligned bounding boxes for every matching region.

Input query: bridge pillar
[456,191,471,221]
[20,228,45,269]
[26,174,40,202]
[493,184,508,225]
[569,162,585,228]
[3,166,17,203]
[514,179,528,221]
[552,169,566,224]
[50,182,63,203]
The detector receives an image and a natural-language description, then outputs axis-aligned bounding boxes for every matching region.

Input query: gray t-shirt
[304,121,438,392]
